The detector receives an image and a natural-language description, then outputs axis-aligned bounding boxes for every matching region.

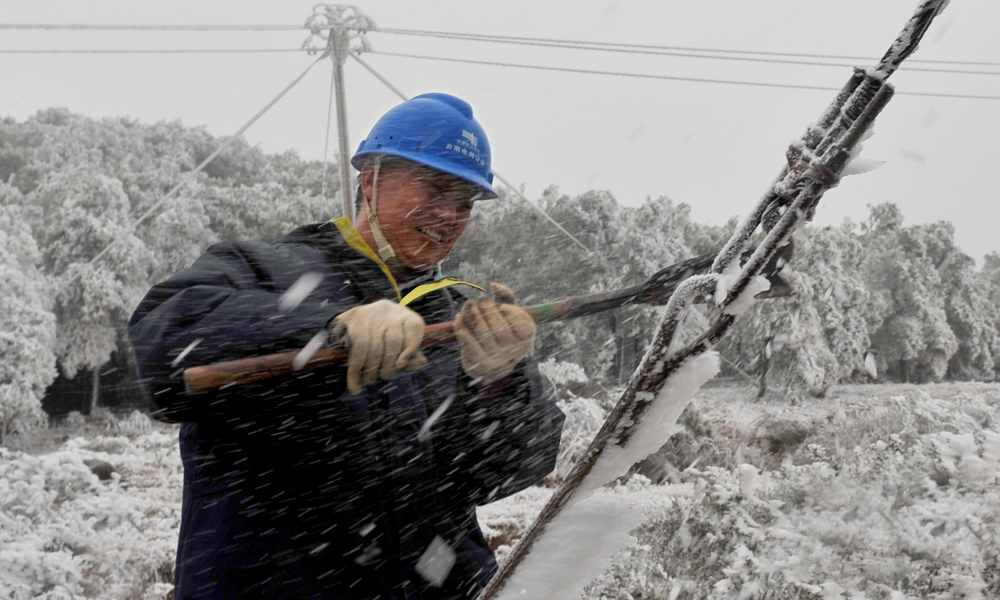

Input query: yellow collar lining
[333,216,401,300]
[331,216,484,306]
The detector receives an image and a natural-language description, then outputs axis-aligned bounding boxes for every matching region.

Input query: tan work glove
[454,283,536,384]
[329,300,428,394]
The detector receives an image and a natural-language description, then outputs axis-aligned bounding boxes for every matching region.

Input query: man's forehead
[407,165,479,191]
[371,157,482,198]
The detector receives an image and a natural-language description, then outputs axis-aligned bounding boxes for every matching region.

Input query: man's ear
[359,163,376,201]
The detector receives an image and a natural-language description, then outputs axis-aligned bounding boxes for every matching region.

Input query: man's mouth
[416,226,448,243]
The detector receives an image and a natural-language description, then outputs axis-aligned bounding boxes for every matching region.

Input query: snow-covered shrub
[0,427,181,599]
[477,485,553,565]
[114,410,152,436]
[538,358,588,390]
[586,443,1000,599]
[537,359,609,486]
[635,403,726,483]
[88,405,117,427]
[547,395,607,486]
[7,379,1000,600]
[64,411,86,429]
[581,385,1000,599]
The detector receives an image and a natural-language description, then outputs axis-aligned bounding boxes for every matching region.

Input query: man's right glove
[454,283,536,385]
[329,299,428,395]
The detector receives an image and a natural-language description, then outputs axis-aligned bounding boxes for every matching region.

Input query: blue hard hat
[351,93,497,199]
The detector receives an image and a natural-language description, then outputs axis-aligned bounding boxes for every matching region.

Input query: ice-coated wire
[0,23,302,31]
[657,274,719,355]
[377,27,998,69]
[0,48,300,54]
[349,50,409,100]
[490,173,593,255]
[710,197,772,274]
[5,17,994,68]
[366,51,1000,101]
[375,28,1000,77]
[4,46,995,99]
[6,39,997,77]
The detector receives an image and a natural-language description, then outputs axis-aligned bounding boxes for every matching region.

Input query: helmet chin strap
[365,158,401,264]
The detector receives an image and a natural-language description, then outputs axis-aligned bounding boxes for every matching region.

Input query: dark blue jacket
[128,223,564,600]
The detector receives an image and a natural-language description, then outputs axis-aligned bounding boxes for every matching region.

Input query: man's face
[362,162,479,271]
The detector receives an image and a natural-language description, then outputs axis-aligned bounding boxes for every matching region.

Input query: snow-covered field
[1,411,179,600]
[4,383,1000,599]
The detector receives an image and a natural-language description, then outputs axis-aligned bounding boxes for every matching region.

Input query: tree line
[450,192,1000,396]
[1,109,997,441]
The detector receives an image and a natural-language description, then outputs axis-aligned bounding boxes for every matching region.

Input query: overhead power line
[5,42,998,76]
[0,23,300,31]
[2,22,997,69]
[0,48,299,54]
[376,28,1000,77]
[4,46,996,99]
[379,27,1000,70]
[367,50,1000,101]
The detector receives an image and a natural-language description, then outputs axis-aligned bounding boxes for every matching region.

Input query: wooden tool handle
[180,248,766,394]
[183,321,458,394]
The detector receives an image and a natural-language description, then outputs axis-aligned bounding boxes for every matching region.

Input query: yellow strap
[399,278,485,307]
[332,216,401,301]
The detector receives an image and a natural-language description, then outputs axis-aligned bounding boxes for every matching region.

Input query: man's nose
[433,200,461,224]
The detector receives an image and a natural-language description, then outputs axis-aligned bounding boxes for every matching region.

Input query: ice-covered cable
[365,51,1000,102]
[376,27,997,68]
[375,28,1000,77]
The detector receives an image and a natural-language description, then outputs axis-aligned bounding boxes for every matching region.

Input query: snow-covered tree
[860,205,959,382]
[799,224,873,381]
[721,287,839,397]
[718,226,846,396]
[0,192,56,443]
[32,170,153,390]
[202,181,336,243]
[142,193,217,282]
[942,253,1000,380]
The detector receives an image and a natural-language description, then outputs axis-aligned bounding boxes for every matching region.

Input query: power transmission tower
[303,5,376,221]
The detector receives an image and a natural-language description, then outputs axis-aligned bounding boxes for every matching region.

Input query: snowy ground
[3,383,1000,599]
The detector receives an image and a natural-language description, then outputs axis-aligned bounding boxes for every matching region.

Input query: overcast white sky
[2,0,998,262]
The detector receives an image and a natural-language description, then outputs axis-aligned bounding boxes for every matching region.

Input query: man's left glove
[329,300,428,395]
[454,283,536,384]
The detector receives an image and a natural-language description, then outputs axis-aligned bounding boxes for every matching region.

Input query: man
[129,93,565,600]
